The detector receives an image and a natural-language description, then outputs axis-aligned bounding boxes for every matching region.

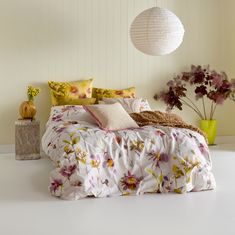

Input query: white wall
[0,0,234,144]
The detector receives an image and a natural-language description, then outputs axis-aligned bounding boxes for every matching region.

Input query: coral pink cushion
[84,103,139,131]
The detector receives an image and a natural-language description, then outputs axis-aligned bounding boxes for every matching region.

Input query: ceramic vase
[19,101,37,120]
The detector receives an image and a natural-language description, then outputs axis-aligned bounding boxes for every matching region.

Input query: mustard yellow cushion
[48,79,93,105]
[92,87,136,102]
[55,98,96,106]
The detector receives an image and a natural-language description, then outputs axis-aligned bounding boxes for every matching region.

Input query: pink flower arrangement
[154,65,235,120]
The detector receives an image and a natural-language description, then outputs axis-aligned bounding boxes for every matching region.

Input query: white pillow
[102,98,142,113]
[139,99,152,112]
[102,98,152,113]
[84,103,139,131]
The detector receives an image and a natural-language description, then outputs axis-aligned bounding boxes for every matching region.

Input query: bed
[42,105,216,200]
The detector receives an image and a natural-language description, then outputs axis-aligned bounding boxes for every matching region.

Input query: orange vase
[19,101,37,120]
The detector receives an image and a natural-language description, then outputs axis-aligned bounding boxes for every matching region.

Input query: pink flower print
[160,153,170,162]
[47,142,57,149]
[71,180,82,187]
[50,179,63,193]
[173,132,179,141]
[115,136,122,145]
[148,151,169,167]
[79,94,87,98]
[199,143,207,154]
[61,105,78,113]
[155,130,166,137]
[52,114,63,122]
[120,171,143,191]
[59,164,77,178]
[53,126,66,134]
[70,85,78,94]
[115,90,124,96]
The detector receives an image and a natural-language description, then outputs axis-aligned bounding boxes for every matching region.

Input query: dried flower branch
[155,65,235,120]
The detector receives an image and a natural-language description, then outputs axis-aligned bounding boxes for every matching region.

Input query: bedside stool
[15,120,41,160]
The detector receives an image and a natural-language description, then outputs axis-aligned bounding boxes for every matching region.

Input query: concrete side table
[15,120,41,160]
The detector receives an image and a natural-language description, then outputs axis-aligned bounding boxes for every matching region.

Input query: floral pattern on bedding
[42,105,216,200]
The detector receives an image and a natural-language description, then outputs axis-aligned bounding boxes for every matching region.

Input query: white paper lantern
[130,7,185,56]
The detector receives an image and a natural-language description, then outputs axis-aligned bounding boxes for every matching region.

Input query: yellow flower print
[172,165,185,179]
[75,148,87,164]
[120,171,143,191]
[64,145,74,155]
[106,159,114,168]
[91,159,100,168]
[130,140,144,153]
[90,154,100,168]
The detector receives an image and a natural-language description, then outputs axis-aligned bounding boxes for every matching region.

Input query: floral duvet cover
[42,105,216,200]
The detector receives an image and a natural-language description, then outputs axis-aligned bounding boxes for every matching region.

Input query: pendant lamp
[130,7,185,56]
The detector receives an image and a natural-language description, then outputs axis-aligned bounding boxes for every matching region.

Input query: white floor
[0,145,235,235]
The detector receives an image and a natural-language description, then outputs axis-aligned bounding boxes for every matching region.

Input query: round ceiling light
[130,7,185,56]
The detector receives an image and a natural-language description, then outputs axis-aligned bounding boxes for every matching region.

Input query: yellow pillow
[92,87,136,102]
[48,79,93,105]
[55,98,96,106]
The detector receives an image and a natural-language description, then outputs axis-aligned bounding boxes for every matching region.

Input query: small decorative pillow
[92,87,136,102]
[48,79,93,105]
[102,98,142,113]
[84,103,139,131]
[139,99,152,112]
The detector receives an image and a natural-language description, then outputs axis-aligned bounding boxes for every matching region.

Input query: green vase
[199,120,217,145]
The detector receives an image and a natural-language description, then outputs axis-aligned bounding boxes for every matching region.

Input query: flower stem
[209,102,214,120]
[181,99,204,119]
[211,104,217,119]
[202,97,207,120]
[185,96,204,119]
[27,95,34,102]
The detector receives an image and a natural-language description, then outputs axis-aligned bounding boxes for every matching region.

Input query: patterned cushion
[92,87,136,102]
[84,103,139,131]
[48,79,93,105]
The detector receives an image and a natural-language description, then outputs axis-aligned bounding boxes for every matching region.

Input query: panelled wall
[0,0,233,144]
